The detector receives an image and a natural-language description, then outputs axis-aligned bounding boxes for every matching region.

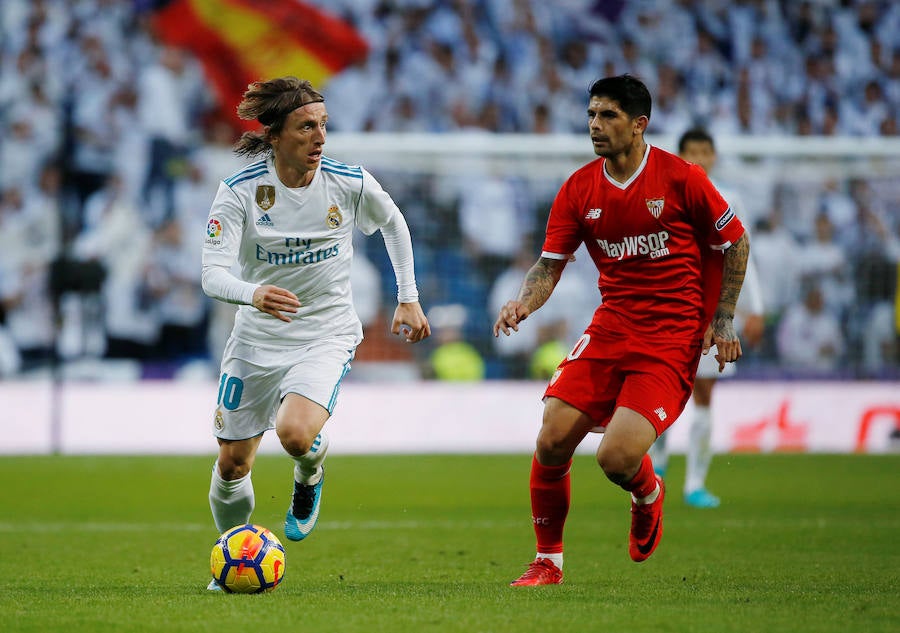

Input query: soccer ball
[210,524,286,593]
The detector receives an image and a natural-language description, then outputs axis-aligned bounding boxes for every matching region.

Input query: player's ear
[633,115,649,135]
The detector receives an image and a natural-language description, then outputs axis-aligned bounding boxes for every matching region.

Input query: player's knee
[535,434,573,466]
[217,457,251,481]
[216,442,256,480]
[596,445,641,484]
[277,426,318,456]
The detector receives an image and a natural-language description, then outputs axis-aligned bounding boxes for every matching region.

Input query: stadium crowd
[0,0,897,380]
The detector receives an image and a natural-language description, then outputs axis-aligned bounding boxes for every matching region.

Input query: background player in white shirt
[201,78,430,589]
[649,127,765,508]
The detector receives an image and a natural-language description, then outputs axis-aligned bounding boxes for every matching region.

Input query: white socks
[686,405,713,494]
[632,481,661,505]
[537,553,563,570]
[292,432,329,485]
[208,461,255,533]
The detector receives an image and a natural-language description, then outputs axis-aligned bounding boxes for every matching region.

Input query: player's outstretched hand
[493,300,530,337]
[252,285,301,323]
[392,301,431,343]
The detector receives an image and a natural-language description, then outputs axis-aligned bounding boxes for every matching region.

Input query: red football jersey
[542,145,745,340]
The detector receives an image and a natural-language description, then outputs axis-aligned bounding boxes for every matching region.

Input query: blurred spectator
[777,282,846,373]
[0,95,58,192]
[137,45,208,226]
[141,217,208,363]
[0,322,21,377]
[426,304,485,381]
[750,212,801,319]
[818,177,858,235]
[847,205,900,375]
[797,214,854,317]
[62,34,122,236]
[0,186,57,368]
[457,166,533,284]
[70,173,157,360]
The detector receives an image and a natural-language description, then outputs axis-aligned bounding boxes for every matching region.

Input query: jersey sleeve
[201,182,259,304]
[355,168,402,236]
[541,177,584,259]
[685,164,745,250]
[202,182,245,268]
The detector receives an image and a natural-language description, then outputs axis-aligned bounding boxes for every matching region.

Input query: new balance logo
[256,213,274,227]
[655,407,667,421]
[585,208,603,220]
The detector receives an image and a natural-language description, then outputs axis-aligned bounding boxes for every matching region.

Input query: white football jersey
[203,155,399,346]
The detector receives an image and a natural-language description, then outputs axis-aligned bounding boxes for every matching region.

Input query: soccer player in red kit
[494,74,749,586]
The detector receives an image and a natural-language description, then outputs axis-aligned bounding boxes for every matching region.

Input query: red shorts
[543,321,702,436]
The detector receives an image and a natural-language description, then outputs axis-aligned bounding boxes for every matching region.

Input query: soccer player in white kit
[201,77,430,589]
[649,128,764,508]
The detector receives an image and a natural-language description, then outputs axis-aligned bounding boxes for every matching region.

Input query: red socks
[529,454,572,554]
[621,454,658,499]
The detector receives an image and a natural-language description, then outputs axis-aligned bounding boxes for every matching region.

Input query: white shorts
[212,334,358,440]
[695,344,737,379]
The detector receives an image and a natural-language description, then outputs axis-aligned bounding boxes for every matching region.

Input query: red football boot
[509,558,563,586]
[629,475,665,562]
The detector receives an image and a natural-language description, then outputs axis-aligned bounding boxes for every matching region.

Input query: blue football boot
[284,466,324,541]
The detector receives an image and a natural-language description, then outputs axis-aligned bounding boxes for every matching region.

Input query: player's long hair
[233,77,325,157]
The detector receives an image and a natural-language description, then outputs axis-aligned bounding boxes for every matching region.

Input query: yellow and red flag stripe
[151,0,368,130]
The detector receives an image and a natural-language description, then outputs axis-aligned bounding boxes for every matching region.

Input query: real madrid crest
[214,409,224,431]
[326,204,343,229]
[256,185,275,211]
[646,198,665,219]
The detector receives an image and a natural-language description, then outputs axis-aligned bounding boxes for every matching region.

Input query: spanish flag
[150,0,369,130]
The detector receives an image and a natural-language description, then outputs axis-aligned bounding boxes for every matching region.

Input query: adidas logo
[256,213,274,227]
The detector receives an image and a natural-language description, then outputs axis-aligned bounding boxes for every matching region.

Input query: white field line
[0,519,522,533]
[1,517,897,534]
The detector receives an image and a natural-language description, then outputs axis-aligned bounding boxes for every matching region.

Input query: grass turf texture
[0,454,897,633]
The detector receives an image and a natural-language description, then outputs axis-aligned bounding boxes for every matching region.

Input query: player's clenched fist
[493,300,530,337]
[392,301,431,343]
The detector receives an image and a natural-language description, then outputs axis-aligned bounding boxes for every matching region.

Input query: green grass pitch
[1,453,897,632]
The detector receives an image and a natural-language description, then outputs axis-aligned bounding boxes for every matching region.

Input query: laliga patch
[646,198,665,219]
[205,217,224,248]
[715,207,735,230]
[326,204,343,229]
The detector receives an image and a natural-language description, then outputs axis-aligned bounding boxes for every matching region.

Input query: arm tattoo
[713,233,749,339]
[518,257,565,313]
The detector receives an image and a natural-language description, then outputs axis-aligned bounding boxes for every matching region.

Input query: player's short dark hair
[588,74,651,120]
[678,127,715,153]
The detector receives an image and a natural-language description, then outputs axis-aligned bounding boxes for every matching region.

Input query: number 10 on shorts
[217,373,244,411]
